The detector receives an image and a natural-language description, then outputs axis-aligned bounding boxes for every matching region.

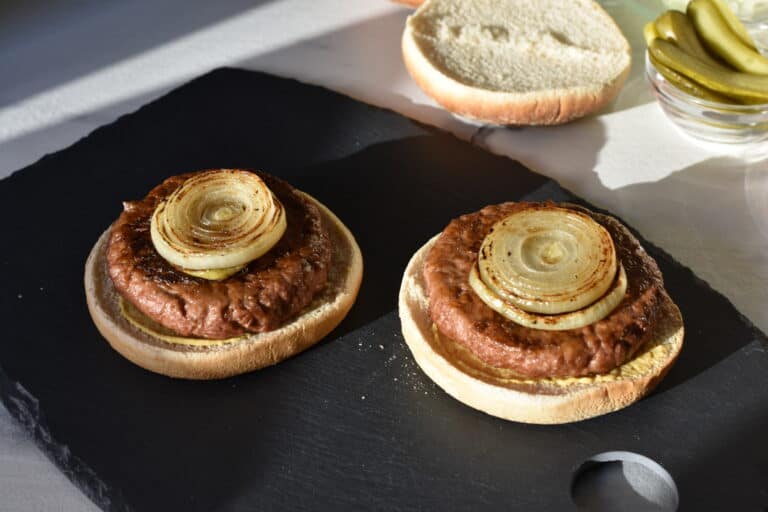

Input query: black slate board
[1,69,766,511]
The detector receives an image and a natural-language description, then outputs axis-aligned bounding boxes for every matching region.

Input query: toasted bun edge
[84,194,363,380]
[398,235,684,424]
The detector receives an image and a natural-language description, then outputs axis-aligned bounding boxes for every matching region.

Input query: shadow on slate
[0,68,766,511]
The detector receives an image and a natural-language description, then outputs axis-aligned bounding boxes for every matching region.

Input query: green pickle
[650,38,768,103]
[650,53,736,103]
[645,0,768,106]
[710,0,757,50]
[688,0,768,75]
[654,10,714,63]
[644,22,659,47]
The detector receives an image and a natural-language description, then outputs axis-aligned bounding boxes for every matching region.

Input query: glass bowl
[645,51,768,144]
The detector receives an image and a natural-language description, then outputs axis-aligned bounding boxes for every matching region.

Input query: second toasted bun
[398,236,684,424]
[402,0,631,125]
[85,194,363,380]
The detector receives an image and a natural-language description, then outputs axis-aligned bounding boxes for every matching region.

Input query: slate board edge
[0,367,128,512]
[0,67,766,512]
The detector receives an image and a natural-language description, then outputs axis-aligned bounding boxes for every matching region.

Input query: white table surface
[2,0,767,509]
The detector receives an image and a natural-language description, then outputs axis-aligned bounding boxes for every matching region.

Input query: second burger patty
[107,171,332,339]
[423,202,665,379]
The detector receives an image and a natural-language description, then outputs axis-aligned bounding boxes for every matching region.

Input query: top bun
[402,0,631,125]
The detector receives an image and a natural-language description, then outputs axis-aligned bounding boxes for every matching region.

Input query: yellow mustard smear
[527,338,673,386]
[119,298,244,347]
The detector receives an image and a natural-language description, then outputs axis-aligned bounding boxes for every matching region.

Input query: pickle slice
[710,0,757,50]
[644,21,659,47]
[650,38,768,102]
[688,0,768,75]
[649,51,738,103]
[655,10,714,63]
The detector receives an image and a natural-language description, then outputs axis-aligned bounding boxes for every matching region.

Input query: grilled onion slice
[469,262,627,331]
[475,206,617,315]
[150,170,286,275]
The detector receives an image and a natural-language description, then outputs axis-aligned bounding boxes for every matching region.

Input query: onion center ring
[150,169,287,271]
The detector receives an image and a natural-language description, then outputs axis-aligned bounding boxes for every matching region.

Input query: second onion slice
[476,206,617,315]
[469,205,626,330]
[150,170,287,274]
[469,262,627,331]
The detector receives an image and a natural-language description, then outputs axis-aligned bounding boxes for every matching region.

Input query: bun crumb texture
[402,0,632,125]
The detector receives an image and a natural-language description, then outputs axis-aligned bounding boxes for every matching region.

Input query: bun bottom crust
[398,236,684,424]
[85,194,363,380]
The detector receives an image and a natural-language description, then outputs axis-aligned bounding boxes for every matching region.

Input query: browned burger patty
[107,171,332,339]
[423,202,665,379]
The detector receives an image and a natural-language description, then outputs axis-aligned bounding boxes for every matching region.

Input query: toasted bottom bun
[398,236,684,424]
[85,194,363,380]
[401,23,630,126]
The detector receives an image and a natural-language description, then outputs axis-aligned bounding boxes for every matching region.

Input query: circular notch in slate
[571,451,679,511]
